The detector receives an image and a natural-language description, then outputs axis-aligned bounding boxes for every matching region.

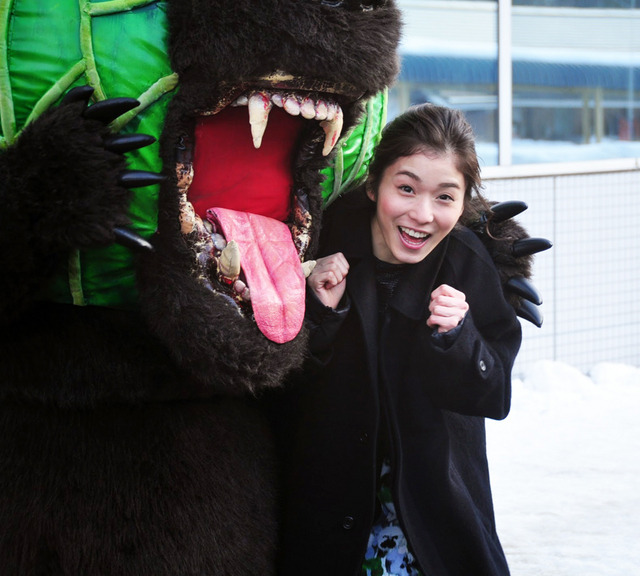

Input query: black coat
[272,193,522,576]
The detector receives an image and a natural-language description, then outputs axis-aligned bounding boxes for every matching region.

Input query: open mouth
[399,226,431,248]
[174,79,350,343]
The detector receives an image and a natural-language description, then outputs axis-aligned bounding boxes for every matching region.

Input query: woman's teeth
[400,226,429,240]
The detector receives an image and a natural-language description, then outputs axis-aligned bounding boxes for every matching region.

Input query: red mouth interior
[188,106,306,222]
[399,228,430,247]
[187,105,308,343]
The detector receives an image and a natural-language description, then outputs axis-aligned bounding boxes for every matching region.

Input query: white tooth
[233,279,251,301]
[271,93,284,108]
[231,94,249,107]
[219,240,241,280]
[325,102,337,121]
[315,100,328,121]
[401,227,428,239]
[179,200,197,234]
[283,96,301,116]
[302,260,317,278]
[248,92,272,149]
[212,232,227,251]
[320,105,343,157]
[300,97,316,119]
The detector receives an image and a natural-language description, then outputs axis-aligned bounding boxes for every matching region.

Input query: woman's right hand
[307,252,349,309]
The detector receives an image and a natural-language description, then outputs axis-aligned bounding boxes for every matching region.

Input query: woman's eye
[438,193,454,202]
[399,185,414,194]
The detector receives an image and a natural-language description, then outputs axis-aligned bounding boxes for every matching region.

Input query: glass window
[389,0,499,167]
[391,0,640,165]
[512,0,640,163]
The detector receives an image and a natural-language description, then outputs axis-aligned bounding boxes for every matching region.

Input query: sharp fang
[219,240,241,280]
[248,92,272,149]
[302,260,317,278]
[320,105,344,156]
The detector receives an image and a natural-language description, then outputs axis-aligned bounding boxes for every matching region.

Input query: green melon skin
[0,0,385,309]
[319,89,387,208]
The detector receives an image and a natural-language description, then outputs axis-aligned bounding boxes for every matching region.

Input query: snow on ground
[487,361,640,576]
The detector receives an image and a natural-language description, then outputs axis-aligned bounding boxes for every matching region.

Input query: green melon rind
[1,0,176,308]
[320,90,387,207]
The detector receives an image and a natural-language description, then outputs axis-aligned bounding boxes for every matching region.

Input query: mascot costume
[0,0,549,574]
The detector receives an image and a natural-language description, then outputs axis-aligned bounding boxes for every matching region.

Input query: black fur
[0,101,131,321]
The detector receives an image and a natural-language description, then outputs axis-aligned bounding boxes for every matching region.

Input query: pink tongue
[207,207,305,344]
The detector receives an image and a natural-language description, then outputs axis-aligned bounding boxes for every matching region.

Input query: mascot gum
[0,0,402,574]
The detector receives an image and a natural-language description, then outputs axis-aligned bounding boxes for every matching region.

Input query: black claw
[61,85,95,107]
[84,98,140,124]
[506,276,543,305]
[105,134,156,154]
[490,200,528,223]
[516,299,543,327]
[114,227,155,252]
[117,170,165,188]
[512,237,553,258]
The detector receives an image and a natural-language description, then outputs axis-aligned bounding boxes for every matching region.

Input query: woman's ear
[366,185,376,202]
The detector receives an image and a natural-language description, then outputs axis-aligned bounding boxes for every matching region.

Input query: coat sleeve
[303,287,351,367]
[407,233,522,420]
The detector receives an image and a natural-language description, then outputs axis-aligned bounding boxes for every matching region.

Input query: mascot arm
[0,86,158,316]
[465,199,553,327]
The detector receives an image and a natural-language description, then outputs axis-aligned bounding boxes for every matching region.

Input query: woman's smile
[398,226,431,249]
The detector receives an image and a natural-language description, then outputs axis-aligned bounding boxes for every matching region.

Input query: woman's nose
[411,198,434,223]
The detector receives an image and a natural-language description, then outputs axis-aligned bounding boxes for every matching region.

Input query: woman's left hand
[427,284,469,334]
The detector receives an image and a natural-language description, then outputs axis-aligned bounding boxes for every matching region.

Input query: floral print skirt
[361,459,425,576]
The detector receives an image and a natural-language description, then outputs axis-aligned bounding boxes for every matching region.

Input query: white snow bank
[487,361,640,576]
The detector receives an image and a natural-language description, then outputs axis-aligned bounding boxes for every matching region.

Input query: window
[391,0,640,166]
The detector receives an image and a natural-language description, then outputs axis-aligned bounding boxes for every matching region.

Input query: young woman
[272,104,521,576]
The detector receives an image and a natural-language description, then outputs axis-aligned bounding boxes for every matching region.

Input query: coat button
[342,515,355,530]
[359,432,369,444]
[479,359,487,372]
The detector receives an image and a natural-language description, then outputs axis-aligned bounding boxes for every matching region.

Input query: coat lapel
[348,253,379,383]
[331,201,379,385]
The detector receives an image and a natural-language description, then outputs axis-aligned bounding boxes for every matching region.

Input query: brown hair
[367,103,487,223]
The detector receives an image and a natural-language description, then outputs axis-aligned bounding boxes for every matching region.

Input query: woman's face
[368,151,465,265]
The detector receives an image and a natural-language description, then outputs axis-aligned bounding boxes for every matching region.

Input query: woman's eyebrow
[395,170,462,191]
[439,181,462,190]
[395,169,420,181]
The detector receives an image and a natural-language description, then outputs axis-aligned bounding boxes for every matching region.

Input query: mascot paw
[468,200,552,327]
[3,85,160,252]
